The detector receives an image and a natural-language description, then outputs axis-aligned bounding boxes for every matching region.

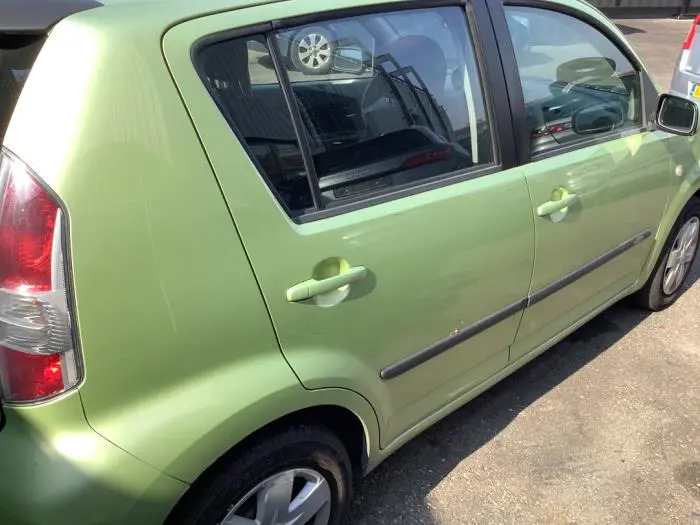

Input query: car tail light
[679,15,700,72]
[0,148,80,404]
[683,16,700,50]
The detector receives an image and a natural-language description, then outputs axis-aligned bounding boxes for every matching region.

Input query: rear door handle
[286,266,367,302]
[537,193,579,217]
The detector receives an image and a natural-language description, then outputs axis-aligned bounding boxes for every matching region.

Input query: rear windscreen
[0,35,43,144]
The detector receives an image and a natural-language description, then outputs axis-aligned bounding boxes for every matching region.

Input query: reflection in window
[505,6,642,154]
[277,7,494,206]
[197,7,495,216]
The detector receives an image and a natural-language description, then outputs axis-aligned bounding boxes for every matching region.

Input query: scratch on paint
[140,175,178,333]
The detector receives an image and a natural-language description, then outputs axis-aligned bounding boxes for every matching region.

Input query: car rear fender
[82,362,381,484]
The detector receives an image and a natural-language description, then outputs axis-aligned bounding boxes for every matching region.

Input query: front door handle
[537,193,579,217]
[286,266,367,302]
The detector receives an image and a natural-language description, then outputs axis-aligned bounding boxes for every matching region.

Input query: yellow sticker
[693,84,700,98]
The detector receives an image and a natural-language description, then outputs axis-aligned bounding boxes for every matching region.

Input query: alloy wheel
[296,33,332,71]
[220,468,332,525]
[663,216,699,296]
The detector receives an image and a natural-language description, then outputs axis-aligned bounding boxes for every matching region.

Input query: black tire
[167,425,352,525]
[634,197,700,311]
[290,26,335,75]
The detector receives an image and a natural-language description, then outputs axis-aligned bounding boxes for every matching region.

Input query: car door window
[277,7,494,207]
[505,6,643,154]
[196,6,495,217]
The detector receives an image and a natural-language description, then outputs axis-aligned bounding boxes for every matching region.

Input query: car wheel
[167,425,352,525]
[291,26,335,75]
[635,197,700,311]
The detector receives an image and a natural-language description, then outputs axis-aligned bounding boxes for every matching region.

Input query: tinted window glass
[0,35,43,144]
[198,35,314,213]
[505,7,642,154]
[277,6,494,206]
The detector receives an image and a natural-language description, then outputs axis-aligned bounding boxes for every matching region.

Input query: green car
[1,0,699,523]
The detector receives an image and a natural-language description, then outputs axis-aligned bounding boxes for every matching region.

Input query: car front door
[164,0,535,445]
[498,3,672,362]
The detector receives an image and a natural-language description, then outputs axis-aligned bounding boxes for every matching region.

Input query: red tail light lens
[0,159,57,292]
[682,15,700,50]
[0,349,63,401]
[0,149,80,404]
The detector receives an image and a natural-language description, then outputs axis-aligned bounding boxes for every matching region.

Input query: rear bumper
[0,393,187,525]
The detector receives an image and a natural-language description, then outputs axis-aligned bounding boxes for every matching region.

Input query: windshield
[0,35,43,144]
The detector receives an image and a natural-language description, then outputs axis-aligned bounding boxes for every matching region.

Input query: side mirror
[572,101,625,135]
[333,47,365,74]
[656,94,699,136]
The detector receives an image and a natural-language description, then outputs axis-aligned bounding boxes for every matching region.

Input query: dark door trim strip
[528,230,652,307]
[380,298,528,380]
[380,229,653,380]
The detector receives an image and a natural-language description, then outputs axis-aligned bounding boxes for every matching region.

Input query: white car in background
[671,15,700,98]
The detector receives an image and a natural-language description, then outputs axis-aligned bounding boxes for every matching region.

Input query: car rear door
[164,0,535,445]
[495,1,671,362]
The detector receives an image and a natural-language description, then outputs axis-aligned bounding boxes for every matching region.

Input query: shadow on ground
[349,262,699,524]
[616,23,646,35]
[257,54,276,70]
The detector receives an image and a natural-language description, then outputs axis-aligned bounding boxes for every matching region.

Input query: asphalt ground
[348,17,700,525]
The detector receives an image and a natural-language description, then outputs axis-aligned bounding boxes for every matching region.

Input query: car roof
[90,0,288,18]
[0,0,288,35]
[98,0,611,32]
[91,0,591,23]
[28,0,616,46]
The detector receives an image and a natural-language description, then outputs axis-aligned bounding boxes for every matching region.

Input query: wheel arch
[637,180,700,288]
[162,385,382,486]
[201,404,371,483]
[163,396,380,523]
